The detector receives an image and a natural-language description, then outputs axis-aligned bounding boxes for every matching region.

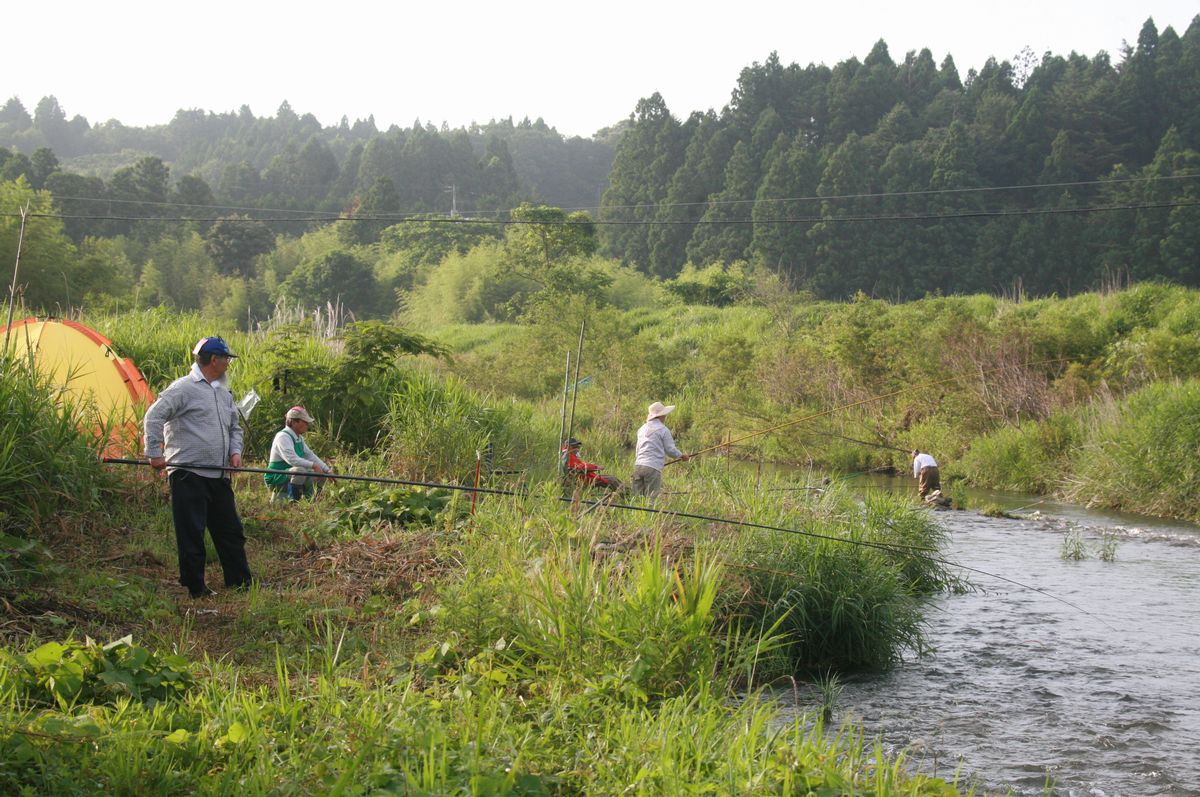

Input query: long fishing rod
[556,349,571,465]
[565,318,586,445]
[102,456,1109,626]
[803,429,910,454]
[102,457,938,558]
[671,356,1070,464]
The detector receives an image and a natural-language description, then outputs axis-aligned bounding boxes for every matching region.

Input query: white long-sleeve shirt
[268,427,329,473]
[912,452,938,477]
[634,419,683,472]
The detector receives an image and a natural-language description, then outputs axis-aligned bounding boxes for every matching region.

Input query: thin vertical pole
[557,349,571,468]
[471,450,481,515]
[3,203,30,354]
[566,319,586,443]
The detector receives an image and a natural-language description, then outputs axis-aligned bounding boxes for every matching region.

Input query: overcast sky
[4,1,1197,139]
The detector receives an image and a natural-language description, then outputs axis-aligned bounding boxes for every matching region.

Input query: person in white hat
[264,406,331,501]
[631,401,689,497]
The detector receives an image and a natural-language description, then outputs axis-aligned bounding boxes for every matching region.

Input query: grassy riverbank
[6,281,1200,792]
[0,349,964,795]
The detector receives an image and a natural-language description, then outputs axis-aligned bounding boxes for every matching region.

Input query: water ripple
[778,494,1200,796]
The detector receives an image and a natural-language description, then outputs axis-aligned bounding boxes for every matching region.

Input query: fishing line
[801,429,910,454]
[673,356,1071,463]
[102,456,1108,626]
[576,492,1111,628]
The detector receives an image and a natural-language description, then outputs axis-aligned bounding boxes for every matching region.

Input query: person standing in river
[631,401,689,498]
[143,336,253,599]
[911,449,940,499]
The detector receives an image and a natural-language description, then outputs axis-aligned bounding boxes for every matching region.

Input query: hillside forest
[1,15,1198,327]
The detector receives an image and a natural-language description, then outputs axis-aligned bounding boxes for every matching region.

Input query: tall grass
[82,308,219,388]
[384,370,557,481]
[0,635,964,795]
[722,481,953,673]
[0,356,108,541]
[438,475,954,684]
[956,410,1084,493]
[1063,379,1200,519]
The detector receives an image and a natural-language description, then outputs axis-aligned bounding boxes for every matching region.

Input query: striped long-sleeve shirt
[143,364,243,479]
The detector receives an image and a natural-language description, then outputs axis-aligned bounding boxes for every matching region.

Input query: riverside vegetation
[0,333,962,795]
[4,281,1200,793]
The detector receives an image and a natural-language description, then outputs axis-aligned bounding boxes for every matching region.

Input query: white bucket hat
[646,401,676,421]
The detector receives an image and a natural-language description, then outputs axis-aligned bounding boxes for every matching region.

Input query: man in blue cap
[143,336,253,598]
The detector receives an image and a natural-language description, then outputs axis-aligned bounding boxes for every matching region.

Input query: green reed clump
[1097,531,1119,561]
[1065,379,1200,520]
[384,369,557,482]
[1061,529,1088,560]
[725,482,954,673]
[814,669,844,722]
[957,410,1084,494]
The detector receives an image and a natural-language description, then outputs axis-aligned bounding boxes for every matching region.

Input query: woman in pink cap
[264,406,331,501]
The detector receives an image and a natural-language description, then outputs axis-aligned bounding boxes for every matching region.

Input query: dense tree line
[599,17,1200,299]
[4,16,1199,320]
[0,99,615,217]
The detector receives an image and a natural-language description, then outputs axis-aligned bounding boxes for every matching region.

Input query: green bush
[2,638,194,709]
[958,410,1084,493]
[384,370,555,481]
[727,485,952,672]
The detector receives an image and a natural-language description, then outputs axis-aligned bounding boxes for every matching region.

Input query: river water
[783,480,1200,796]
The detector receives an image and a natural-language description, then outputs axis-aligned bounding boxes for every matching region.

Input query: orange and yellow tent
[2,318,153,455]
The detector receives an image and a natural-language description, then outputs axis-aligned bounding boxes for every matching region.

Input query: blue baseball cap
[192,336,238,358]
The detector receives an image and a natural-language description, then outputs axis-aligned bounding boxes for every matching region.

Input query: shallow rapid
[784,484,1200,796]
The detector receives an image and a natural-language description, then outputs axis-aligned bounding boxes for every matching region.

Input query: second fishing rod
[667,356,1070,465]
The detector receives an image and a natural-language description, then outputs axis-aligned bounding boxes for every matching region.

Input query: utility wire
[10,198,1200,226]
[44,172,1200,220]
[581,172,1200,214]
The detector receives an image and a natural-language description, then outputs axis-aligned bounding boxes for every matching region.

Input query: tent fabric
[2,318,154,453]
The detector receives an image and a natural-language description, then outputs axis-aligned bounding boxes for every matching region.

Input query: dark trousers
[169,470,252,591]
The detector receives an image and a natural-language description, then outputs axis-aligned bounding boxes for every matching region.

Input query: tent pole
[3,203,30,354]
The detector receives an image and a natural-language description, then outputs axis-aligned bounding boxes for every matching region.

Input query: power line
[40,172,1200,222]
[580,172,1200,214]
[9,197,1200,226]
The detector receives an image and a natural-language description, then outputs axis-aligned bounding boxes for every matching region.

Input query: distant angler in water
[911,448,942,501]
